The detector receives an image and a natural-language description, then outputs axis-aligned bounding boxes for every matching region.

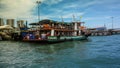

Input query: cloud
[63,0,98,9]
[0,0,63,19]
[91,0,120,9]
[0,0,100,20]
[0,0,35,18]
[40,8,85,21]
[42,0,63,5]
[0,0,119,29]
[83,16,112,21]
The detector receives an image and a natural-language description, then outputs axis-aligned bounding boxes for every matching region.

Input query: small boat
[20,19,90,44]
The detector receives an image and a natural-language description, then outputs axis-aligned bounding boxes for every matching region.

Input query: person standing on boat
[35,31,40,39]
[57,33,61,40]
[46,32,50,36]
[80,26,85,35]
[41,32,46,40]
[26,34,30,40]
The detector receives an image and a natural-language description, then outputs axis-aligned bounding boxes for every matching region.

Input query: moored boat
[22,35,87,44]
[20,19,90,44]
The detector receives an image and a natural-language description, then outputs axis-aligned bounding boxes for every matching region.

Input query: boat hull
[22,36,88,44]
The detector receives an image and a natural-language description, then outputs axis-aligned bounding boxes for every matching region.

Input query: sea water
[0,35,120,68]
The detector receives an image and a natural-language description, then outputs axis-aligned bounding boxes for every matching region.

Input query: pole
[61,16,64,23]
[111,17,113,29]
[26,20,27,28]
[36,1,41,22]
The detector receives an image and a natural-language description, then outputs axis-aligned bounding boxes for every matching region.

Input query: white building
[17,20,24,28]
[6,19,14,27]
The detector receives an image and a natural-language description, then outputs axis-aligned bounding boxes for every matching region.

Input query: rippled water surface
[0,35,120,68]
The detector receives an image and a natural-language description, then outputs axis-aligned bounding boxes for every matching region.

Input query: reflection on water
[0,40,88,68]
[35,42,75,54]
[0,35,120,68]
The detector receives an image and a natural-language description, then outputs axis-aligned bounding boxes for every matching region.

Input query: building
[88,27,107,32]
[95,27,107,31]
[17,20,25,28]
[0,18,4,26]
[6,19,14,27]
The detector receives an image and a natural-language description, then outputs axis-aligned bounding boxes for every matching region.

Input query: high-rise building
[0,18,4,26]
[17,20,24,28]
[6,19,14,27]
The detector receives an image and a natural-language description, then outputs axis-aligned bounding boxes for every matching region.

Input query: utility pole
[111,16,114,29]
[36,1,41,22]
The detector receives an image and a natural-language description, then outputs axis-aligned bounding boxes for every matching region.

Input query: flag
[80,16,82,19]
[80,16,82,22]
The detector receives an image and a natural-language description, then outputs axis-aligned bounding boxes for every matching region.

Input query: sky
[0,0,120,29]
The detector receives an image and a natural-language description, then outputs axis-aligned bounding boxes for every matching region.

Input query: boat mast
[61,16,64,24]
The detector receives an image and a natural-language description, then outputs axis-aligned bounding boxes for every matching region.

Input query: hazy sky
[0,0,120,28]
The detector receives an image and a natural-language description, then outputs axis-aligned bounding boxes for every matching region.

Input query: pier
[90,29,120,36]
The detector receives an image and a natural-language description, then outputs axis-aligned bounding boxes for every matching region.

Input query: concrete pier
[90,30,120,36]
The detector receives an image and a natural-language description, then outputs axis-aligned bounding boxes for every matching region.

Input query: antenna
[72,14,76,22]
[61,16,64,23]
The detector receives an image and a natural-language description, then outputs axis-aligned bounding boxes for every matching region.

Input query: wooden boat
[20,19,90,43]
[22,36,88,44]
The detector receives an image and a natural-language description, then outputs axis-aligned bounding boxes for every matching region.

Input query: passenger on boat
[41,33,46,40]
[29,34,35,40]
[26,34,30,40]
[56,33,61,39]
[84,30,91,37]
[35,35,41,39]
[35,31,41,39]
[46,32,50,39]
[46,32,50,36]
[24,34,30,40]
[81,29,91,37]
[81,30,85,35]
